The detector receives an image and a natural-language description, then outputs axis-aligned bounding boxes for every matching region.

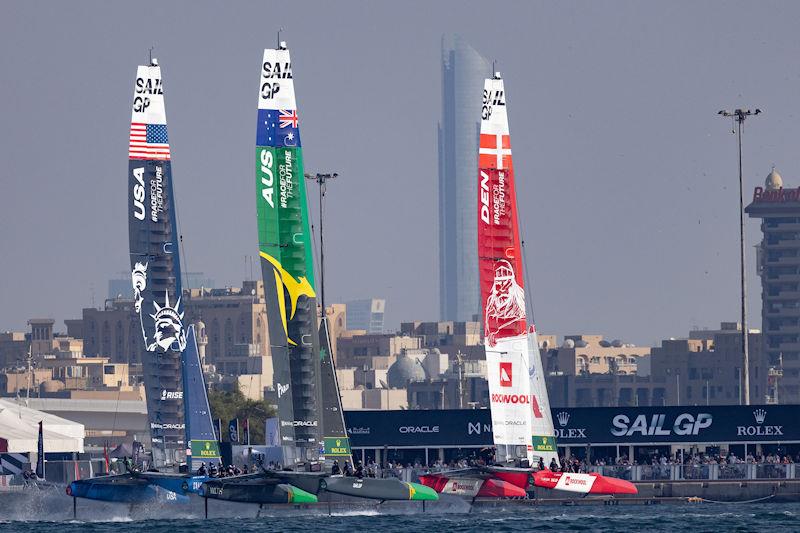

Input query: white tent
[0,398,84,454]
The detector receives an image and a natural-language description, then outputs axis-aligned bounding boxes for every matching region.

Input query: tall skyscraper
[746,168,800,403]
[439,35,490,322]
[345,298,386,334]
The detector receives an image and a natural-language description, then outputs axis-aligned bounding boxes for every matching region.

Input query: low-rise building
[544,334,650,376]
[651,323,766,405]
[336,333,422,369]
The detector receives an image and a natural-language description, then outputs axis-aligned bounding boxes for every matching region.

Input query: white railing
[393,463,799,482]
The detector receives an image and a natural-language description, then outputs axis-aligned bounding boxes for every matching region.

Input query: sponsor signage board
[323,437,352,457]
[344,405,800,447]
[191,440,221,459]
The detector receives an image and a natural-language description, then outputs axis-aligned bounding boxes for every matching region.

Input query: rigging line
[307,186,322,294]
[170,151,189,292]
[110,319,133,453]
[698,494,775,504]
[520,238,536,326]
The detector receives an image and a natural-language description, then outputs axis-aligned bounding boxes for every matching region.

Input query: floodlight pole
[718,108,761,405]
[305,172,338,312]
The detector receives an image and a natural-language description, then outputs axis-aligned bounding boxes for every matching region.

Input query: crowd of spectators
[377,450,800,481]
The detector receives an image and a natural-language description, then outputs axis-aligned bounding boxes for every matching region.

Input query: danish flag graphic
[479,133,512,170]
[499,362,513,387]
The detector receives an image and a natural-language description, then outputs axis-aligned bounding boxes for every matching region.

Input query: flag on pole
[72,451,80,481]
[103,441,110,474]
[229,418,240,443]
[35,421,44,480]
[265,417,279,447]
[215,418,223,442]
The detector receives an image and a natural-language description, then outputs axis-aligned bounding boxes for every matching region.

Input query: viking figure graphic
[484,259,526,343]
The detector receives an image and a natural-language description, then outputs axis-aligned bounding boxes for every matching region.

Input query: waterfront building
[400,320,481,347]
[75,281,275,398]
[82,280,270,367]
[651,323,766,405]
[0,331,28,369]
[438,34,490,322]
[746,168,800,403]
[335,333,422,369]
[545,373,666,408]
[543,334,650,376]
[107,271,215,300]
[183,280,270,364]
[81,300,142,364]
[345,298,385,333]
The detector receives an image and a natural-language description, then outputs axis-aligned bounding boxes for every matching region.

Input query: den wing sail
[128,59,187,468]
[255,42,322,466]
[478,73,558,466]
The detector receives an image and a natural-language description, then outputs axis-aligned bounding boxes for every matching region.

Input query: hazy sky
[2,1,799,345]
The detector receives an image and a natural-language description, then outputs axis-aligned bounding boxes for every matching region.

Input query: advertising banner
[345,405,800,447]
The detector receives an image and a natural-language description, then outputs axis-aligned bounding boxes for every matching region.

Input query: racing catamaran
[66,58,222,509]
[197,42,437,506]
[419,72,637,498]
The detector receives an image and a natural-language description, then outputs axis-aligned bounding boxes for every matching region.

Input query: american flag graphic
[129,123,171,160]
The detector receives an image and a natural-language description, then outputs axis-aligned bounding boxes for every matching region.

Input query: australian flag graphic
[256,109,301,148]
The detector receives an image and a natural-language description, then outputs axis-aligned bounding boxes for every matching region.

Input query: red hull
[476,478,527,498]
[417,475,527,498]
[533,469,637,495]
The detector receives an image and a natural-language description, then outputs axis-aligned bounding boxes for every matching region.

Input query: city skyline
[3,1,800,345]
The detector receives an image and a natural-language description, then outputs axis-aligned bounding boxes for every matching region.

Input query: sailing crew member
[343,460,353,476]
[354,462,364,479]
[549,458,558,471]
[331,460,341,475]
[197,462,207,476]
[538,458,545,471]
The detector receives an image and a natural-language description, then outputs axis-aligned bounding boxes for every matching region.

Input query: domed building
[386,351,427,388]
[765,167,783,190]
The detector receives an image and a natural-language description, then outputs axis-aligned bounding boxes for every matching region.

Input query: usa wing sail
[128,61,186,467]
[255,45,322,465]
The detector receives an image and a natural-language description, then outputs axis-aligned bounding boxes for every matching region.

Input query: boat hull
[66,475,175,503]
[533,470,638,495]
[199,476,317,504]
[323,477,438,501]
[200,473,437,504]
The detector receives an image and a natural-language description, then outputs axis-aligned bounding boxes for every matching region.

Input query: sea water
[0,499,799,532]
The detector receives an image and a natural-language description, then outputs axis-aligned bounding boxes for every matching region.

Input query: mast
[128,57,187,468]
[255,42,322,466]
